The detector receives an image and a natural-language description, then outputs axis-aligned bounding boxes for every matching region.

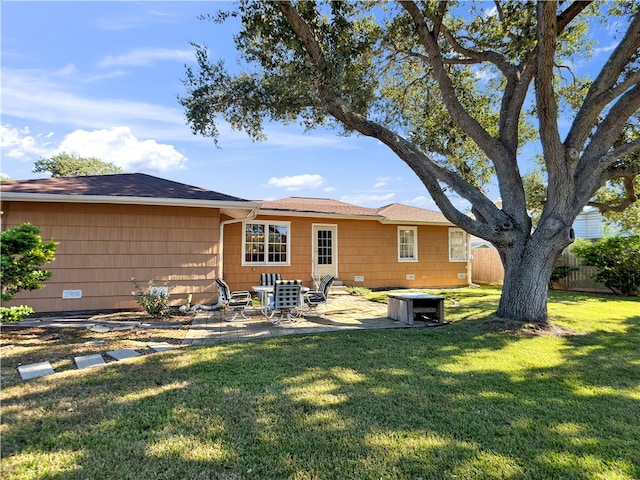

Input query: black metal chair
[268,280,303,324]
[215,278,252,321]
[304,275,335,314]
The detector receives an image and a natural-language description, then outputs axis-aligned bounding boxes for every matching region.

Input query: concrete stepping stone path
[89,325,111,333]
[18,362,55,380]
[147,342,178,353]
[106,348,141,361]
[74,354,106,369]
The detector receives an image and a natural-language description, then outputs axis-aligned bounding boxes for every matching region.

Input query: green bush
[549,265,578,289]
[1,223,58,302]
[130,278,174,318]
[572,236,640,295]
[0,305,35,322]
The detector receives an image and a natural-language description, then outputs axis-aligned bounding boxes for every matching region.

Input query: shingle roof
[376,203,451,224]
[261,197,452,225]
[261,197,381,217]
[0,173,250,203]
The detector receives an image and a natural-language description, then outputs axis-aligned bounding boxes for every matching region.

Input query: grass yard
[1,287,639,479]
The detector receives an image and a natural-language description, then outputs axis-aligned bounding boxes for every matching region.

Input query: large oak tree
[180,1,640,324]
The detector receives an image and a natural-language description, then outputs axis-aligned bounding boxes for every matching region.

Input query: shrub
[130,278,173,318]
[0,305,35,323]
[572,236,640,295]
[1,223,58,302]
[549,265,578,289]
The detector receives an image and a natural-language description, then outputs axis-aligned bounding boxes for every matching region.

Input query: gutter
[0,192,261,211]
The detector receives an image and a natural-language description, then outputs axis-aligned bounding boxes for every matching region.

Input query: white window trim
[397,226,418,262]
[242,220,291,266]
[449,227,469,262]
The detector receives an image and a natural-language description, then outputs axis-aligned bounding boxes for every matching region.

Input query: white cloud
[0,125,52,161]
[97,48,194,68]
[405,195,438,210]
[340,192,395,207]
[2,69,187,139]
[260,128,361,150]
[373,177,389,188]
[56,127,187,172]
[265,174,325,191]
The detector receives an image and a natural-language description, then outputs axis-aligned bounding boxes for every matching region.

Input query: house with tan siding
[1,174,470,313]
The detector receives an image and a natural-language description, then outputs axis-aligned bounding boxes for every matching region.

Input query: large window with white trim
[243,221,290,265]
[398,226,418,262]
[449,228,468,262]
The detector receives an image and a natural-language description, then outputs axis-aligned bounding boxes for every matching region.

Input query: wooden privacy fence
[471,246,612,293]
[471,248,504,285]
[552,245,610,293]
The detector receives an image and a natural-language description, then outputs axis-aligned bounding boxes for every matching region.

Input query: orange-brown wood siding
[1,201,220,312]
[223,215,468,292]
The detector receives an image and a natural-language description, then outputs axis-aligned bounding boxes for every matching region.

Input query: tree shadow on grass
[1,313,639,480]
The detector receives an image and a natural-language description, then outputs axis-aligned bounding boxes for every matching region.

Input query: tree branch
[535,1,564,167]
[398,1,506,161]
[567,11,640,150]
[585,83,640,168]
[556,1,593,32]
[599,162,640,183]
[276,0,513,242]
[588,176,638,213]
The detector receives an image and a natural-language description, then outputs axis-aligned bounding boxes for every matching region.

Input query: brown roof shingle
[261,197,381,217]
[0,173,250,203]
[376,203,451,224]
[260,197,452,224]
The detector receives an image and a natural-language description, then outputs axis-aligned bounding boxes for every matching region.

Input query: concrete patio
[182,293,425,345]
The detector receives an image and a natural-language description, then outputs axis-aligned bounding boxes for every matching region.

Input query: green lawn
[2,287,639,479]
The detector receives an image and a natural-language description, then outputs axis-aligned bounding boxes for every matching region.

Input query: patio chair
[304,274,335,314]
[267,280,303,325]
[259,273,282,286]
[215,278,253,321]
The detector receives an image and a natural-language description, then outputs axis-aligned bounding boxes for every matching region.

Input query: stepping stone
[74,354,106,369]
[83,340,106,345]
[89,325,111,333]
[106,349,141,361]
[110,324,136,331]
[18,361,54,380]
[147,342,177,353]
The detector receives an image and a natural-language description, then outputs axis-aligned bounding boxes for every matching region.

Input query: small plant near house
[346,286,371,296]
[548,264,578,289]
[572,236,640,296]
[130,278,174,318]
[0,223,58,322]
[0,305,35,322]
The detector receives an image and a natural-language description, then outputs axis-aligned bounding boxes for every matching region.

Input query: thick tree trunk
[496,234,570,324]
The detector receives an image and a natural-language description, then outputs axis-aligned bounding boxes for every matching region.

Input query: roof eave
[377,219,454,226]
[0,192,260,211]
[257,208,386,221]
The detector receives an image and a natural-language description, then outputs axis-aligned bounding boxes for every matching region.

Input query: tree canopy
[181,1,640,323]
[33,152,125,177]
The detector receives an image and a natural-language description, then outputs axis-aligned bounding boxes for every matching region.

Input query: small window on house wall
[243,221,290,266]
[449,228,468,262]
[398,226,418,262]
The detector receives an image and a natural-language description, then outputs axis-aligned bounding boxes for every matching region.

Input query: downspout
[466,232,478,287]
[180,206,260,314]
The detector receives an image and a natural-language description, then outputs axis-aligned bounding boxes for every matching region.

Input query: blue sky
[0,2,616,210]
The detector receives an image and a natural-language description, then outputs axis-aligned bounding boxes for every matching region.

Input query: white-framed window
[243,221,291,266]
[449,228,468,262]
[398,226,418,262]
